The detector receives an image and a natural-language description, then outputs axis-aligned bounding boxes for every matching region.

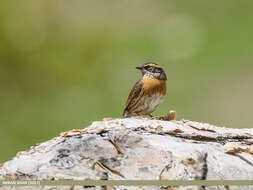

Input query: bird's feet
[137,113,144,119]
[148,114,159,120]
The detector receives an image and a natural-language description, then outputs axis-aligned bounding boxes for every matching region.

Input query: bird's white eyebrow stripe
[146,63,161,68]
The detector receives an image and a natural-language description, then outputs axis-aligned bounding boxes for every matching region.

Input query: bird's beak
[136,66,142,70]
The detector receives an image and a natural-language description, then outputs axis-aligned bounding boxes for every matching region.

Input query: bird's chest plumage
[143,77,166,95]
[137,77,166,114]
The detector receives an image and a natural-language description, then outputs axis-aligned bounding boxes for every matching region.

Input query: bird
[123,62,167,118]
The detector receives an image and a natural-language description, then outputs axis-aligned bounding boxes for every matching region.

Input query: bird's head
[136,62,167,80]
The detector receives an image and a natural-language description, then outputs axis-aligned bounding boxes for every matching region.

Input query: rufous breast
[142,77,166,96]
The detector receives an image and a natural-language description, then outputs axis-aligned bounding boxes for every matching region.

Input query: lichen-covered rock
[1,118,253,190]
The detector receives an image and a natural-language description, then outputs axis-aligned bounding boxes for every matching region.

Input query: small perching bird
[123,62,167,118]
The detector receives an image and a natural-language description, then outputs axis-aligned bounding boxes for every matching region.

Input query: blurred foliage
[0,0,253,162]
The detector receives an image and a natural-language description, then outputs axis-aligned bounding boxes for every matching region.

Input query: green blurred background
[0,0,253,162]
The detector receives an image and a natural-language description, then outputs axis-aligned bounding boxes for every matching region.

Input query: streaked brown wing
[123,79,144,115]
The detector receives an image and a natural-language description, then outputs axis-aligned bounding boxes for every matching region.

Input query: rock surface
[1,118,253,190]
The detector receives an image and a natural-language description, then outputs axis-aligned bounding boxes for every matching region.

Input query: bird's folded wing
[123,79,144,113]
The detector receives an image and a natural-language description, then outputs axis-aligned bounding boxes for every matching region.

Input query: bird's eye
[144,65,151,69]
